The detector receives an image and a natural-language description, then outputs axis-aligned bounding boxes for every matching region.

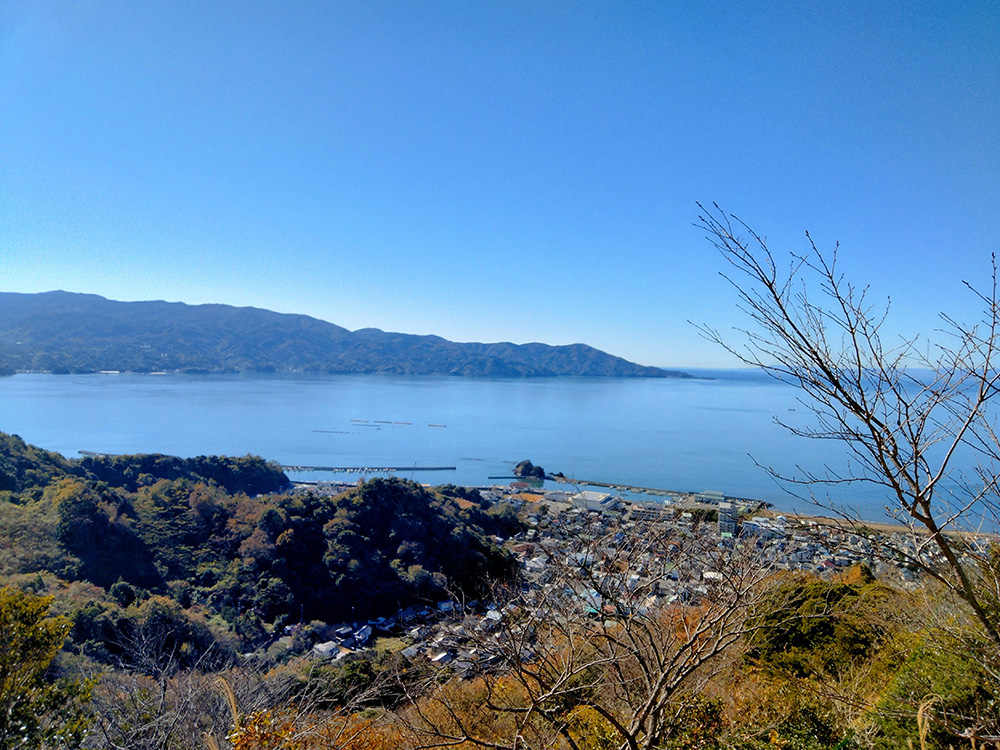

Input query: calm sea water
[0,371,915,518]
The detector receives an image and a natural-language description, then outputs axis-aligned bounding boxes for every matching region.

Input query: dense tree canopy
[0,433,520,675]
[0,587,91,749]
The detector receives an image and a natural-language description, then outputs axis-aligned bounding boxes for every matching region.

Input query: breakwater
[283,464,456,473]
[551,476,769,506]
[551,475,678,497]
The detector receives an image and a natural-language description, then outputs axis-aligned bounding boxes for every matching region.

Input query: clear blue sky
[2,1,998,368]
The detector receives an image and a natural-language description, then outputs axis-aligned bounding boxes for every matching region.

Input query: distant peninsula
[0,291,689,378]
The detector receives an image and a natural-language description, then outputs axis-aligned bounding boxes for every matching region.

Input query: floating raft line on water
[283,464,456,473]
[343,419,434,426]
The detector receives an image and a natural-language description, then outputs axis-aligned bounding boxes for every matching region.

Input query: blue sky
[2,1,998,368]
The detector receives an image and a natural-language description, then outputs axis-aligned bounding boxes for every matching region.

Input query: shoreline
[755,507,996,540]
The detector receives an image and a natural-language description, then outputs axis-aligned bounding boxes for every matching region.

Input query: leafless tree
[86,668,232,750]
[694,203,1000,651]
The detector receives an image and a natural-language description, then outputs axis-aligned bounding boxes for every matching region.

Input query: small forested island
[0,430,997,749]
[0,291,688,378]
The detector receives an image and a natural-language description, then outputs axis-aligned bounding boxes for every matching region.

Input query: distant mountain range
[0,291,688,378]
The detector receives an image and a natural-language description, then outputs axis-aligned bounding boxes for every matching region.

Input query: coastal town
[288,479,965,671]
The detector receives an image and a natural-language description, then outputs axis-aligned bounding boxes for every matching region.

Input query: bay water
[0,370,925,519]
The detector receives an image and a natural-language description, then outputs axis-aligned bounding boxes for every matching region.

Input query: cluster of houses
[519,488,869,571]
[300,482,959,669]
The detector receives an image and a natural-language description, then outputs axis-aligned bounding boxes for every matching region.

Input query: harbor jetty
[550,475,677,497]
[283,464,456,473]
[549,475,770,509]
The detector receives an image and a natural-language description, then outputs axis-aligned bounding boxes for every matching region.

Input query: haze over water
[0,370,917,518]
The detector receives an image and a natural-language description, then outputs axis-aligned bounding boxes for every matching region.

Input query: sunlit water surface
[0,371,981,521]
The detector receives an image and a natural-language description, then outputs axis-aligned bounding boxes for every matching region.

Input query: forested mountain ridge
[0,290,684,377]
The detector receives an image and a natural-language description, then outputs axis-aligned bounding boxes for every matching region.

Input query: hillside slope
[0,291,685,378]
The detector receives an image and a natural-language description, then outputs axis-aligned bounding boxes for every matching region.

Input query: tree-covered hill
[0,432,81,495]
[0,431,520,670]
[0,290,685,378]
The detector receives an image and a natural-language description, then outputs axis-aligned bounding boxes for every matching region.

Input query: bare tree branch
[694,203,1000,648]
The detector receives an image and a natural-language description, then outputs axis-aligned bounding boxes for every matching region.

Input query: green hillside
[0,291,685,378]
[0,432,518,665]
